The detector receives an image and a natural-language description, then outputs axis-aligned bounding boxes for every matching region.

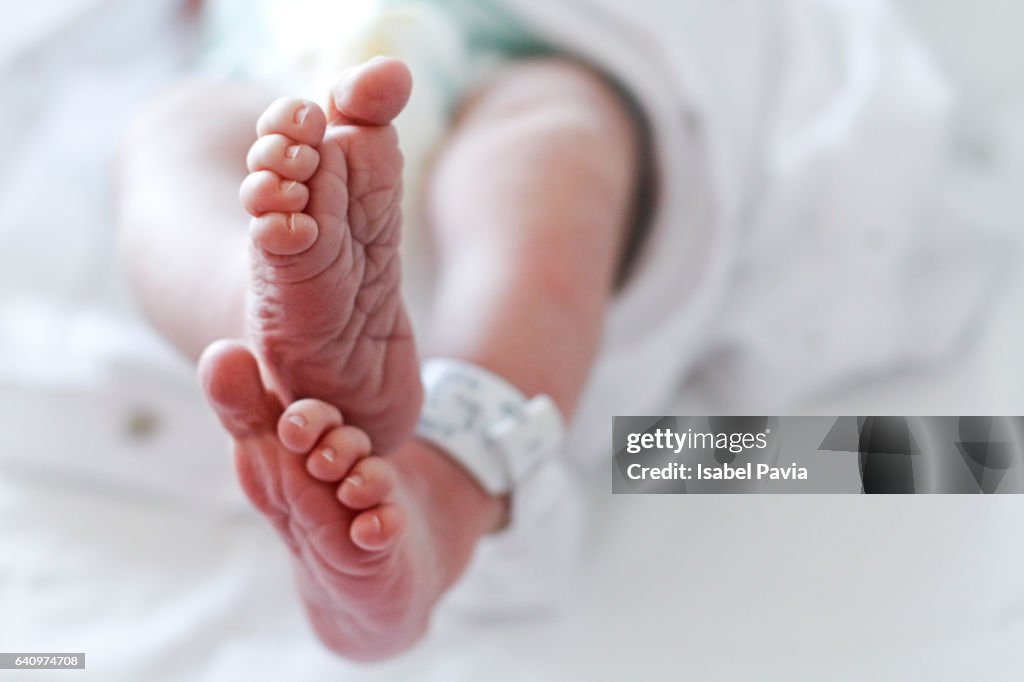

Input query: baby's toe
[249,212,319,258]
[278,398,343,453]
[350,504,404,551]
[240,169,309,216]
[198,340,280,439]
[306,425,372,482]
[328,57,412,126]
[247,134,320,182]
[256,97,326,147]
[338,456,394,510]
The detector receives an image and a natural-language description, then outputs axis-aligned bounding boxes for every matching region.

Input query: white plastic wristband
[415,359,566,496]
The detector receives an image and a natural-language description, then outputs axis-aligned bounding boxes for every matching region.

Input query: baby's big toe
[329,57,412,126]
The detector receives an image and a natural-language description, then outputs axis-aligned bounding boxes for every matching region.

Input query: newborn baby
[119,54,636,659]
[116,0,1004,666]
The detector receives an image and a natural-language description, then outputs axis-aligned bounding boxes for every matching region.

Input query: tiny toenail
[280,179,297,192]
[320,447,336,463]
[372,514,382,534]
[287,414,307,428]
[288,213,296,232]
[285,145,302,159]
[345,474,364,488]
[294,104,309,125]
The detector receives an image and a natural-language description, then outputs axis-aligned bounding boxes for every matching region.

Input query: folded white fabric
[0,298,245,512]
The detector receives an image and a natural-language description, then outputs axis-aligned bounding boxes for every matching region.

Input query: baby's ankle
[389,438,508,580]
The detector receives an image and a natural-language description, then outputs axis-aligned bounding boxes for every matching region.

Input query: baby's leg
[421,59,639,415]
[116,79,269,357]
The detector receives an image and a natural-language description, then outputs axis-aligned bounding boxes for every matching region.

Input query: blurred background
[0,1,1022,680]
[808,0,1024,414]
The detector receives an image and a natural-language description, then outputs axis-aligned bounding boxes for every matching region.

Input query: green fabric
[194,0,555,95]
[195,0,272,78]
[385,0,554,59]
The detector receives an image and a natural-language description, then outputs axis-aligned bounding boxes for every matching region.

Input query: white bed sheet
[1,1,1023,680]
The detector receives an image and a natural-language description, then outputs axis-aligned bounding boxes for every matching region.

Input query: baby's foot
[240,57,421,454]
[199,341,503,660]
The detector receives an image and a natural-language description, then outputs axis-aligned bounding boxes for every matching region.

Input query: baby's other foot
[240,57,421,454]
[199,340,448,659]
